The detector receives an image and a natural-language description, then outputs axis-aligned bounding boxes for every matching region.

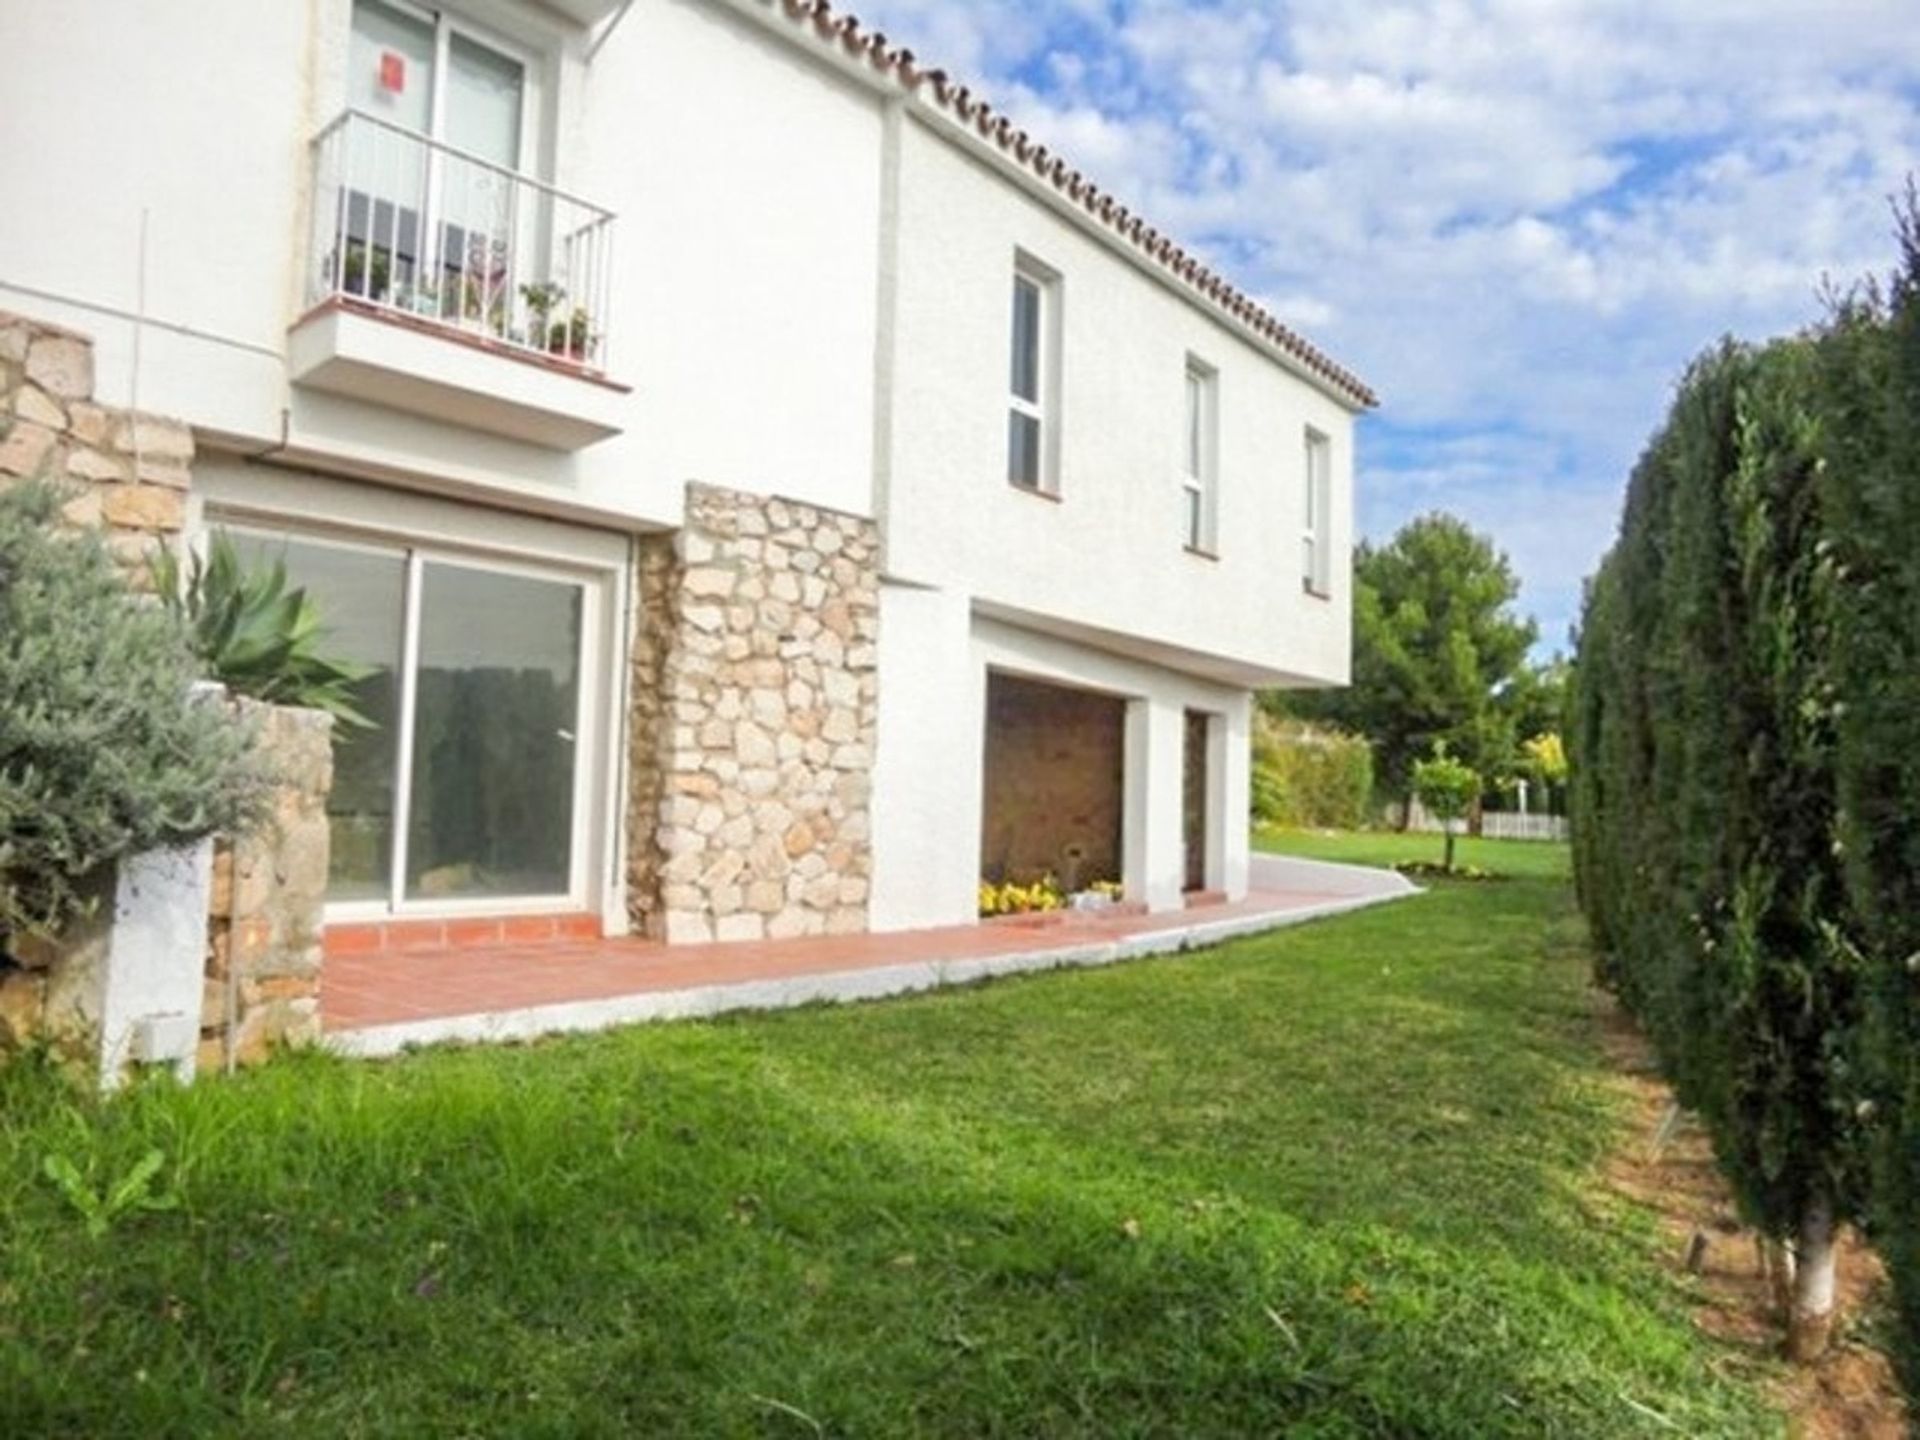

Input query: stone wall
[202,702,333,1069]
[627,483,880,943]
[0,311,192,576]
[0,312,333,1075]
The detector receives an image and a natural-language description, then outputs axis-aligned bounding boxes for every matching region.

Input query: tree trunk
[1787,1198,1838,1362]
[1395,793,1413,832]
[1442,825,1456,873]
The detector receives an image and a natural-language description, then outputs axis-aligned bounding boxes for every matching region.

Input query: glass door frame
[356,0,536,173]
[218,516,608,924]
[349,0,543,322]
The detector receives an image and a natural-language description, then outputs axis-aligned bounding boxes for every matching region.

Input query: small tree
[0,480,265,941]
[1522,732,1568,785]
[1520,732,1569,812]
[1411,744,1478,872]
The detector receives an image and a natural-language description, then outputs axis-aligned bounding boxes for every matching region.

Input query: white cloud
[850,0,1920,644]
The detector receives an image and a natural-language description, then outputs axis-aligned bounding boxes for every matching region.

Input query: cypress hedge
[1819,201,1920,1392]
[1569,336,1867,1360]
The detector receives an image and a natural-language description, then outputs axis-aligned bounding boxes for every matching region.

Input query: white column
[868,584,981,931]
[1124,695,1186,912]
[1214,694,1252,900]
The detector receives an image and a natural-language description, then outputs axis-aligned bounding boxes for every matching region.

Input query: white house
[0,0,1374,949]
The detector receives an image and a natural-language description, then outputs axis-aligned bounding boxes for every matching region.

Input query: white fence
[1404,801,1569,843]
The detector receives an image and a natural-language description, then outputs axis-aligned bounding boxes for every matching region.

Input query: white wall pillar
[868,583,981,931]
[1220,692,1252,901]
[1125,695,1186,912]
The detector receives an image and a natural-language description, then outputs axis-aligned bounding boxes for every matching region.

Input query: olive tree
[1,480,264,942]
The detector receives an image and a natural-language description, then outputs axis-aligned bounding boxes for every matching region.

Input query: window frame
[1302,426,1333,598]
[1007,252,1061,496]
[1181,357,1218,554]
[211,514,604,922]
[352,0,536,174]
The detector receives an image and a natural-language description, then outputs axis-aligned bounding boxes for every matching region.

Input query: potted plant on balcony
[341,242,390,304]
[549,305,596,364]
[518,282,596,364]
[519,280,565,348]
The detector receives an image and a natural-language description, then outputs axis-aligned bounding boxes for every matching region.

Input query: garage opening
[980,671,1126,893]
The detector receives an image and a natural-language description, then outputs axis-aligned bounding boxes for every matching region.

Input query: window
[1303,427,1333,596]
[1181,359,1217,551]
[227,524,593,913]
[339,1,535,333]
[1008,257,1059,492]
[350,0,527,168]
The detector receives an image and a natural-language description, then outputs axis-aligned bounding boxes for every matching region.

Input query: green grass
[0,833,1778,1437]
[1257,822,1574,880]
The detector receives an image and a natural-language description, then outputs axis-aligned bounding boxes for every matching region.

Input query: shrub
[1569,335,1865,1361]
[1250,714,1372,830]
[153,531,373,726]
[0,481,265,941]
[1410,743,1477,873]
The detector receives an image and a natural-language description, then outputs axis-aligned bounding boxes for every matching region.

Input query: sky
[848,0,1920,652]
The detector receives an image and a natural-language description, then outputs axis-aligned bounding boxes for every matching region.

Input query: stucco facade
[0,0,1371,945]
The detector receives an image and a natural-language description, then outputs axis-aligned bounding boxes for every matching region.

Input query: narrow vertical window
[1303,427,1332,596]
[1182,359,1216,551]
[1008,257,1057,492]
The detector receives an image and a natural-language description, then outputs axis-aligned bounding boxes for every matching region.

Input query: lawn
[1258,821,1575,880]
[0,832,1780,1437]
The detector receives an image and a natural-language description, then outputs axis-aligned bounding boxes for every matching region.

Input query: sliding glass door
[232,528,592,915]
[405,560,581,901]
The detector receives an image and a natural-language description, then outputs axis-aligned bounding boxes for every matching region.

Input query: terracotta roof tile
[759,0,1377,409]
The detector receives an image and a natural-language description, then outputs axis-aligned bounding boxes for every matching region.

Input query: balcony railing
[307,110,615,373]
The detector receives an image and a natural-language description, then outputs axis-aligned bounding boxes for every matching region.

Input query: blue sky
[851,0,1920,652]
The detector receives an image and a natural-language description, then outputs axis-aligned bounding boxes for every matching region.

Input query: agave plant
[153,532,376,728]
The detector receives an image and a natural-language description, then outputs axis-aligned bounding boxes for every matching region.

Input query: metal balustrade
[308,110,615,372]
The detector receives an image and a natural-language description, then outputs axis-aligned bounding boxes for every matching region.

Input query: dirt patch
[1593,992,1906,1439]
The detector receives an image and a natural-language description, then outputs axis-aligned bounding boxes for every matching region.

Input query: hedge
[1570,205,1920,1369]
[1250,715,1372,830]
[1819,205,1920,1394]
[1569,335,1865,1361]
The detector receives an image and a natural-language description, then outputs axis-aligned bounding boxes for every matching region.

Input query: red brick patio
[320,856,1418,1057]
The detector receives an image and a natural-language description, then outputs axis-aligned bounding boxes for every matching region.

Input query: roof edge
[733,0,1379,411]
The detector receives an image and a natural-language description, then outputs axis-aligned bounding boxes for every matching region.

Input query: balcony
[289,110,626,450]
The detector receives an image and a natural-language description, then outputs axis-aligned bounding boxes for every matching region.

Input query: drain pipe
[609,530,639,928]
[129,210,148,495]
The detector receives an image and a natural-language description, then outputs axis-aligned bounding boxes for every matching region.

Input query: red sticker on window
[379,51,405,93]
